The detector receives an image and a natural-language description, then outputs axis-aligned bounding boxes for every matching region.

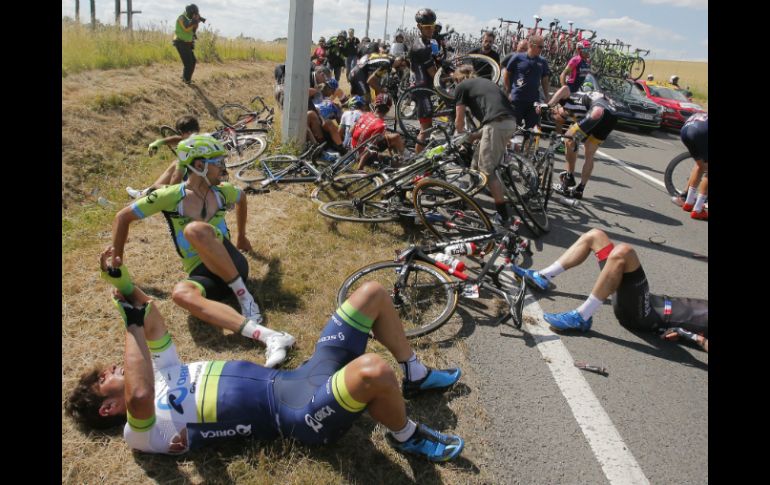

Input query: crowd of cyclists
[65,4,708,470]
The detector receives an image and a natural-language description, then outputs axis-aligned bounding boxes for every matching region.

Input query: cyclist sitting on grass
[308,81,346,152]
[512,228,708,352]
[339,95,366,150]
[350,93,405,170]
[110,134,295,367]
[126,115,200,199]
[65,250,464,462]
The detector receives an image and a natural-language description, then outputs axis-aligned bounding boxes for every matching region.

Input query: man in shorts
[109,134,295,367]
[452,65,518,225]
[673,112,708,220]
[512,228,708,352]
[64,249,465,462]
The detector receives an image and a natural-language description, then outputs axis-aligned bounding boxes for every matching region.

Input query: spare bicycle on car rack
[337,225,530,338]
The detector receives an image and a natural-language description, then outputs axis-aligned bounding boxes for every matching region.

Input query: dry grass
[643,60,708,107]
[62,59,495,483]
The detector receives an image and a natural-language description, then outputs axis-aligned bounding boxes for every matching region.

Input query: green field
[643,59,708,106]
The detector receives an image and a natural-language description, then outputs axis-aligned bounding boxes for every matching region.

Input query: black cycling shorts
[680,119,708,163]
[187,238,249,300]
[576,106,617,142]
[411,88,434,121]
[612,266,708,336]
[350,71,369,97]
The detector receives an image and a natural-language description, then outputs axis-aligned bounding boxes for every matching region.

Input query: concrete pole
[127,0,133,30]
[365,0,371,38]
[115,0,121,25]
[90,0,96,29]
[401,0,406,30]
[75,0,80,23]
[282,0,314,145]
[384,0,389,41]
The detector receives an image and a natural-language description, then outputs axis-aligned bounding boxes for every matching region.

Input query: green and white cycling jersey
[130,183,242,273]
[124,333,279,454]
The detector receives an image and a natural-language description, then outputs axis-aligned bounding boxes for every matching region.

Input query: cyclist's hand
[236,235,253,253]
[99,246,134,296]
[148,139,164,155]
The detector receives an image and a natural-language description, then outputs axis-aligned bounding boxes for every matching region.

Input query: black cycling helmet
[415,8,437,25]
[339,30,347,38]
[185,4,199,17]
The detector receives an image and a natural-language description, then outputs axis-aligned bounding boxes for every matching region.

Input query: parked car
[541,73,662,132]
[633,80,706,130]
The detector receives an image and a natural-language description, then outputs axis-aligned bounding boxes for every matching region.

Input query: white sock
[539,261,565,281]
[693,193,707,213]
[389,419,417,442]
[228,276,259,312]
[684,186,697,205]
[577,294,603,321]
[399,352,428,382]
[239,319,278,344]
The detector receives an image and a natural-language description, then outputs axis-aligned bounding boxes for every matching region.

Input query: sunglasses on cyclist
[205,156,226,169]
[418,23,436,28]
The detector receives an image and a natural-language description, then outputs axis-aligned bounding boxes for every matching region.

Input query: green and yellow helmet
[176,134,226,171]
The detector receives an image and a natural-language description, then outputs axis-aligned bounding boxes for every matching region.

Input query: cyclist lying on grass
[111,134,295,367]
[512,228,708,352]
[350,93,405,170]
[65,250,464,462]
[126,115,200,199]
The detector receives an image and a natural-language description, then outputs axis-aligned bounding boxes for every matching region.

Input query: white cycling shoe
[264,332,296,368]
[126,186,147,199]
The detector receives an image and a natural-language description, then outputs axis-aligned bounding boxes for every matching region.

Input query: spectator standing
[172,4,205,84]
[468,31,501,80]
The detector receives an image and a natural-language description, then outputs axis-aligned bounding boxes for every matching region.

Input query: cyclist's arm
[367,69,384,93]
[177,16,199,34]
[111,206,141,264]
[235,192,251,251]
[502,69,511,96]
[454,103,467,133]
[541,75,551,102]
[124,324,155,424]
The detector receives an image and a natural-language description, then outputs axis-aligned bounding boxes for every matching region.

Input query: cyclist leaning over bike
[408,8,442,153]
[349,52,407,103]
[673,112,708,220]
[550,83,618,200]
[546,39,592,133]
[502,34,551,130]
[452,65,518,226]
[512,228,708,352]
[110,134,296,367]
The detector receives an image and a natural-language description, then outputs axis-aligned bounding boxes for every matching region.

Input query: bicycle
[336,226,529,338]
[664,151,706,203]
[157,124,266,170]
[216,96,275,131]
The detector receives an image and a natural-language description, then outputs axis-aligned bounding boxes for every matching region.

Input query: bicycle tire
[425,167,488,202]
[396,86,455,145]
[336,260,458,338]
[224,133,268,169]
[540,159,554,211]
[235,155,299,184]
[310,173,384,204]
[217,103,257,129]
[506,155,550,233]
[412,178,495,249]
[318,200,401,223]
[433,54,502,99]
[629,57,645,81]
[664,151,697,198]
[497,161,540,236]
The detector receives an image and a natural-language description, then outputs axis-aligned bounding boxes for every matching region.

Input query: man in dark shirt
[502,35,551,129]
[344,28,361,80]
[453,65,518,225]
[468,31,501,80]
[409,8,441,153]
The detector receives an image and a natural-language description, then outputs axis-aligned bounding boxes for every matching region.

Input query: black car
[540,73,662,132]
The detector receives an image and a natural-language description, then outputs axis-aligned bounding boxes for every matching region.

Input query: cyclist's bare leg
[690,159,708,196]
[308,111,325,142]
[340,353,407,430]
[579,140,600,186]
[183,222,240,282]
[555,228,614,269]
[322,119,343,145]
[416,118,433,154]
[564,125,580,173]
[548,86,570,107]
[171,280,247,333]
[589,243,641,300]
[385,133,405,155]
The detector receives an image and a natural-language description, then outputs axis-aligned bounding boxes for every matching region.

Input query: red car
[633,81,706,130]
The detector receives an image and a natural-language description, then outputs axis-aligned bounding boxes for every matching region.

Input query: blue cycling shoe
[402,367,461,399]
[510,266,549,291]
[386,423,465,462]
[543,310,592,332]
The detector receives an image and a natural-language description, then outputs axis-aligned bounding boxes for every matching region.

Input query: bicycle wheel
[412,178,495,248]
[629,57,645,80]
[235,155,298,184]
[318,200,400,223]
[396,87,455,145]
[664,151,697,198]
[310,173,384,204]
[539,157,555,211]
[336,260,458,338]
[433,54,502,99]
[509,155,550,233]
[430,167,488,199]
[224,133,268,169]
[497,158,540,236]
[217,103,256,129]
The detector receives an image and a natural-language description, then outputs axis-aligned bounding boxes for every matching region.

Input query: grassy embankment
[62,23,493,485]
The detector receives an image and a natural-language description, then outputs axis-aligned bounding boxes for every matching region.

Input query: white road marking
[521,295,651,485]
[597,149,666,189]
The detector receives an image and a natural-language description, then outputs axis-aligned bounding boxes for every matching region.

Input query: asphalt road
[445,125,708,484]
